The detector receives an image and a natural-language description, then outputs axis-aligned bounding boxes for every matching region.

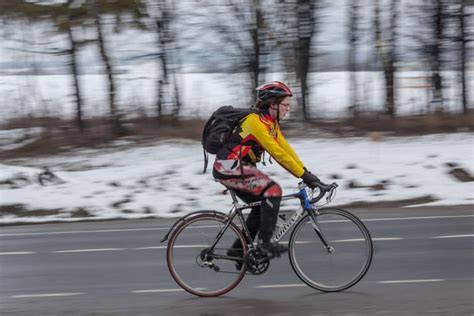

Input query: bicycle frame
[207,183,324,259]
[161,181,336,263]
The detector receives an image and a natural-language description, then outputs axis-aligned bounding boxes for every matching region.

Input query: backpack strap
[203,147,209,174]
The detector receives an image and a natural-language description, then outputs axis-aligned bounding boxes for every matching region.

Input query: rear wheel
[166,213,247,297]
[289,208,373,292]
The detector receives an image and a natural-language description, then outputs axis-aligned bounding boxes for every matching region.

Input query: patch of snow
[0,133,473,224]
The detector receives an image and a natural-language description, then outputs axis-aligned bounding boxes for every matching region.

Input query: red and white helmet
[256,81,293,100]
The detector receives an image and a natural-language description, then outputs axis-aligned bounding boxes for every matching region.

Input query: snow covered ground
[1,132,473,224]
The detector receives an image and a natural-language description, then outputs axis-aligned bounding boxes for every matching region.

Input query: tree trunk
[172,73,181,116]
[66,24,84,132]
[250,0,263,101]
[385,0,397,117]
[156,18,168,117]
[296,0,313,120]
[460,0,468,114]
[384,61,395,117]
[155,0,182,117]
[157,79,163,117]
[95,13,121,128]
[349,0,359,117]
[431,0,444,113]
[375,0,397,118]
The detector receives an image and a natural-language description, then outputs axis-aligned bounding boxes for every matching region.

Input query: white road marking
[377,279,445,284]
[256,284,305,289]
[0,232,465,256]
[52,248,126,253]
[132,289,183,293]
[0,252,37,255]
[362,214,474,222]
[132,288,207,293]
[431,234,474,239]
[296,237,403,243]
[134,245,207,250]
[373,237,404,241]
[0,227,170,237]
[332,238,365,242]
[6,279,471,298]
[1,214,472,237]
[256,279,449,289]
[11,293,84,298]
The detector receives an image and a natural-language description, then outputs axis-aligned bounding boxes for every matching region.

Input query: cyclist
[212,81,321,260]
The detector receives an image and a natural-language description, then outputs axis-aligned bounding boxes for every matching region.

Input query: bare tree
[295,0,317,120]
[86,0,146,132]
[374,0,398,117]
[60,2,92,132]
[271,0,320,120]
[431,0,444,113]
[436,0,472,114]
[405,0,448,113]
[459,0,473,113]
[348,0,360,117]
[185,0,267,103]
[147,0,182,117]
[0,0,91,131]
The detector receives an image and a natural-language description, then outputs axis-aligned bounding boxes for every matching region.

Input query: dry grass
[0,116,204,160]
[285,112,474,138]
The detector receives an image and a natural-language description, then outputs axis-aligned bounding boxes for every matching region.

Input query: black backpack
[202,106,257,173]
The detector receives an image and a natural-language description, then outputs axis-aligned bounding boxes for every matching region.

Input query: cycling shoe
[258,241,288,258]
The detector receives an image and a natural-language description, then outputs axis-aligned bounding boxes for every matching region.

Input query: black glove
[301,170,320,189]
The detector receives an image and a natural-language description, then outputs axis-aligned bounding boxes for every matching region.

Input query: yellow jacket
[218,112,305,177]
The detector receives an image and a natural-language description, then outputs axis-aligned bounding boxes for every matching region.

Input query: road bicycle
[162,181,373,297]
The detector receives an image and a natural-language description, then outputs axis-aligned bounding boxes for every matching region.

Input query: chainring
[246,249,270,275]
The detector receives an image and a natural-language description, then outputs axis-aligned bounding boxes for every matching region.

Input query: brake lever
[326,183,338,202]
[315,181,333,192]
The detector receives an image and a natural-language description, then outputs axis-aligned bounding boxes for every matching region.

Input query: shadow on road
[159,290,370,315]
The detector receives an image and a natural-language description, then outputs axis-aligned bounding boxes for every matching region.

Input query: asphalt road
[1,206,473,315]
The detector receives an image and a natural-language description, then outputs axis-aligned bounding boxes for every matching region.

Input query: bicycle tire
[166,212,248,297]
[288,207,373,292]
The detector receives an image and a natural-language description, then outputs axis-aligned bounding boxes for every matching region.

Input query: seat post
[229,190,239,205]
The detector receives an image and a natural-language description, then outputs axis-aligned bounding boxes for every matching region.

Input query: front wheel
[166,213,248,297]
[289,208,373,292]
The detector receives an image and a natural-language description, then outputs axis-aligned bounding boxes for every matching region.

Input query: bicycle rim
[289,208,373,292]
[166,213,247,297]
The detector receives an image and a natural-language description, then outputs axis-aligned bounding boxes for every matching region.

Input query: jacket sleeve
[275,126,305,170]
[242,114,305,178]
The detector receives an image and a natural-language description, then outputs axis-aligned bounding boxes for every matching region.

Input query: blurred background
[0,0,472,141]
[0,3,473,313]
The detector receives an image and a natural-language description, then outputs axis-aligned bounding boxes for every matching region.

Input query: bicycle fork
[308,210,335,254]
